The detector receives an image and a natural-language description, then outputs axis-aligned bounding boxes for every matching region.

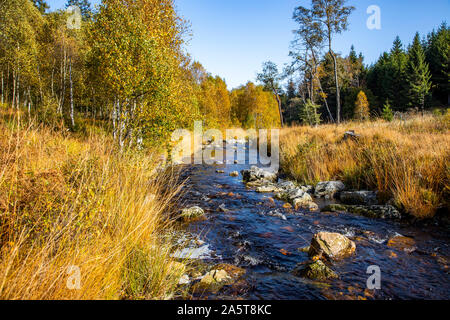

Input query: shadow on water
[176,144,450,300]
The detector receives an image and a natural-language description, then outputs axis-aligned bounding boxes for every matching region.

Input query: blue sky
[48,0,449,89]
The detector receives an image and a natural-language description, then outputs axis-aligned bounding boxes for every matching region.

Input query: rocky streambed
[169,158,450,300]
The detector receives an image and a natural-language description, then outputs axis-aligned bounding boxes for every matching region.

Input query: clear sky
[48,0,449,89]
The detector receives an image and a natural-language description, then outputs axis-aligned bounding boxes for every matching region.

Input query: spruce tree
[389,36,408,110]
[425,23,449,105]
[405,33,432,111]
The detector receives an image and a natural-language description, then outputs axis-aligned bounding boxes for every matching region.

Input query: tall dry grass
[0,112,185,300]
[281,113,450,219]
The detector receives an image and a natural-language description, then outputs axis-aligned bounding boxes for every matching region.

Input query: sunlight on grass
[0,112,185,300]
[280,113,450,219]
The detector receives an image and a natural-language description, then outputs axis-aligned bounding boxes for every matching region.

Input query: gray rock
[256,184,282,193]
[277,181,297,191]
[241,166,278,183]
[340,191,378,205]
[315,181,346,199]
[275,188,306,202]
[322,204,402,220]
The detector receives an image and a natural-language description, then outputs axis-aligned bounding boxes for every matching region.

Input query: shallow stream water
[176,145,450,300]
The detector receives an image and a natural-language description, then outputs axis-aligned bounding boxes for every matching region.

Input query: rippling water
[177,156,450,300]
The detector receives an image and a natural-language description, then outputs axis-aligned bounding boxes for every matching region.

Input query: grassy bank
[0,110,185,300]
[280,113,450,219]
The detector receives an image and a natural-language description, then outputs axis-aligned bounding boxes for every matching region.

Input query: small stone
[293,260,338,281]
[181,206,205,221]
[230,171,239,177]
[178,274,190,285]
[283,203,293,209]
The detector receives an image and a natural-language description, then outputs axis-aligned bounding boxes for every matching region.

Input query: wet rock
[180,206,205,221]
[230,171,239,177]
[241,166,278,184]
[309,232,356,261]
[266,209,287,221]
[322,204,402,220]
[275,187,318,211]
[298,246,310,253]
[298,201,319,211]
[283,203,293,209]
[340,191,378,206]
[213,264,246,279]
[292,193,313,207]
[256,184,282,193]
[276,188,306,202]
[293,260,338,281]
[277,181,297,191]
[192,269,231,293]
[387,236,417,253]
[315,181,346,199]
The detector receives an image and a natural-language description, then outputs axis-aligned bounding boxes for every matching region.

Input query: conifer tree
[425,23,449,105]
[405,33,432,111]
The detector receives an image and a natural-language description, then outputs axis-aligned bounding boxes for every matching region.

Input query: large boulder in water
[293,260,338,281]
[241,166,278,183]
[315,181,345,199]
[309,232,356,261]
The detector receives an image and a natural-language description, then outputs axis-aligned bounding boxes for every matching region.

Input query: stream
[175,144,450,300]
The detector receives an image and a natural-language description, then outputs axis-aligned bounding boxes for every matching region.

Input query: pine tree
[425,23,449,105]
[405,33,432,111]
[354,90,370,120]
[389,36,408,110]
[300,99,321,126]
[382,100,394,122]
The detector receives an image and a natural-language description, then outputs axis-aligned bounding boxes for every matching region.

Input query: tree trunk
[330,50,341,124]
[12,70,16,109]
[1,70,3,105]
[16,72,20,109]
[69,57,75,128]
[274,91,284,128]
[310,49,334,123]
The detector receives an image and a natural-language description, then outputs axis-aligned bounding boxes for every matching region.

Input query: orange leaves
[279,249,291,256]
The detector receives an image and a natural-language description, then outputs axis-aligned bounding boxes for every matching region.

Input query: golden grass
[0,112,186,300]
[280,113,450,219]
